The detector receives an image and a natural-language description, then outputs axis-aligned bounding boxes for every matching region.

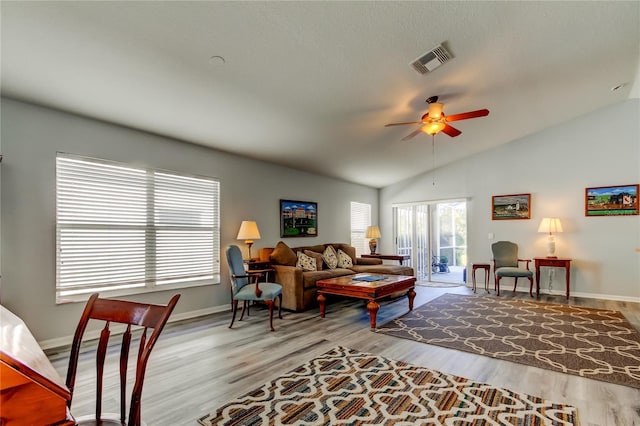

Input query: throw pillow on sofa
[296,251,317,271]
[336,249,353,268]
[304,250,324,271]
[270,241,297,266]
[322,245,338,269]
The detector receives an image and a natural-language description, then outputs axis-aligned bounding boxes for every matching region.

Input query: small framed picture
[280,199,318,237]
[492,193,531,220]
[585,184,639,216]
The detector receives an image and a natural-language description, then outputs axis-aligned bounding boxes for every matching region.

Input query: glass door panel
[432,201,467,284]
[394,200,467,284]
[415,205,429,280]
[394,206,413,265]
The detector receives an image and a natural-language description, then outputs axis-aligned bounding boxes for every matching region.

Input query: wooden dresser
[0,305,75,425]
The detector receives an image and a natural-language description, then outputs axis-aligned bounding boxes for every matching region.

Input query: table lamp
[366,225,381,255]
[237,220,261,260]
[538,217,563,258]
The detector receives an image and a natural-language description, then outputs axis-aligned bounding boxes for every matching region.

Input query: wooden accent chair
[66,293,180,425]
[226,244,282,331]
[491,241,534,296]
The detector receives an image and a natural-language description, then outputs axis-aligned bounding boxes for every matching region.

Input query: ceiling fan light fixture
[422,121,446,135]
[427,102,444,119]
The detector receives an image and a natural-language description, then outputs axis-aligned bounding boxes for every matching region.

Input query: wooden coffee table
[316,274,416,329]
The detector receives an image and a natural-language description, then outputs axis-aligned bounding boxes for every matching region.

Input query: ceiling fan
[385,96,489,141]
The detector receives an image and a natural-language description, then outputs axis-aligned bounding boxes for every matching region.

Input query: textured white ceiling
[2,1,638,187]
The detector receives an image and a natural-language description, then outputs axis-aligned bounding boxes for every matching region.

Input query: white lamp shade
[237,221,261,240]
[365,225,381,239]
[537,218,563,234]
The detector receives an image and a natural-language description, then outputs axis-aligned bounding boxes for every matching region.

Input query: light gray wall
[380,99,640,301]
[0,98,378,344]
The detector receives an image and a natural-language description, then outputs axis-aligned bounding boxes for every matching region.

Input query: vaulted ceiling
[2,2,638,188]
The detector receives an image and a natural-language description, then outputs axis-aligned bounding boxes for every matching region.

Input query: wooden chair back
[66,293,180,426]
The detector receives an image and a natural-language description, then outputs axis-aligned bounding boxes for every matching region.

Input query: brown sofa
[259,242,414,312]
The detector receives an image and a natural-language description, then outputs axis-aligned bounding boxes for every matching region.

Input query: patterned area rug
[377,293,640,389]
[198,346,579,425]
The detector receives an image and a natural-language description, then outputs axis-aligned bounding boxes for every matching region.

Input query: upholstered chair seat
[234,282,283,301]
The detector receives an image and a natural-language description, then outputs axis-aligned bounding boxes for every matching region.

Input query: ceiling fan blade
[384,121,422,127]
[401,127,425,141]
[441,124,462,137]
[445,109,490,122]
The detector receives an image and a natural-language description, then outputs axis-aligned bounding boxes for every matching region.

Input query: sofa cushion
[296,251,317,271]
[322,245,338,269]
[307,244,327,254]
[337,249,353,268]
[302,269,353,289]
[270,241,297,266]
[304,249,324,271]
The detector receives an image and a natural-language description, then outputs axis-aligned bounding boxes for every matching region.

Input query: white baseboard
[464,283,640,303]
[40,304,231,351]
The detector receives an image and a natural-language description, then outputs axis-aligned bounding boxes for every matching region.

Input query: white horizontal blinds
[57,157,148,294]
[56,154,219,298]
[153,172,219,286]
[350,202,371,256]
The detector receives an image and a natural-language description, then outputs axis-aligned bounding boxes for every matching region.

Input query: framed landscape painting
[492,193,531,220]
[585,184,639,216]
[280,199,318,237]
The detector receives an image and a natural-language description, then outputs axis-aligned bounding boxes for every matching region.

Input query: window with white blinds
[350,202,371,256]
[56,154,220,302]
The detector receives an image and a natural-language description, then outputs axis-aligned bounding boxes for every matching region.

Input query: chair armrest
[232,273,263,297]
[517,259,532,269]
[231,272,262,279]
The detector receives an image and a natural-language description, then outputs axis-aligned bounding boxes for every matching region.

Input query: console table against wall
[361,254,410,265]
[534,257,572,299]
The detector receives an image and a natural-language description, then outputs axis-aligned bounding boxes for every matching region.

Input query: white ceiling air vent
[410,44,452,75]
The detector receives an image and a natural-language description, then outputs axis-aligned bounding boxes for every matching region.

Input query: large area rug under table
[377,293,640,389]
[198,346,578,425]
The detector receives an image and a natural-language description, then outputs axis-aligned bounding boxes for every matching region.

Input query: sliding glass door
[393,200,467,283]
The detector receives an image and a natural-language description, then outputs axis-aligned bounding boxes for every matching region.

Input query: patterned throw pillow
[337,249,354,268]
[296,252,317,272]
[322,245,338,269]
[304,250,324,271]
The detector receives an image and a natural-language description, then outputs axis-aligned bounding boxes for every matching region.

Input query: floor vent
[410,44,452,75]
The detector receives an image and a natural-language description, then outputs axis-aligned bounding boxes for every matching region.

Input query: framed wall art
[280,199,318,237]
[492,193,531,220]
[585,184,638,216]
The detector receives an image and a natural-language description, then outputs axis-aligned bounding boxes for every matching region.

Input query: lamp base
[245,241,254,260]
[369,239,377,255]
[545,235,556,258]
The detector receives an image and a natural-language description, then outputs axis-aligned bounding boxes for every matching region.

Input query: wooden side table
[471,263,491,293]
[361,254,410,265]
[246,260,272,271]
[534,257,572,298]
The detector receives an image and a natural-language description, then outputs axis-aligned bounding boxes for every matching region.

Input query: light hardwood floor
[47,285,640,426]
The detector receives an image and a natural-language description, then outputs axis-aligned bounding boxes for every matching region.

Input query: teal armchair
[226,245,282,331]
